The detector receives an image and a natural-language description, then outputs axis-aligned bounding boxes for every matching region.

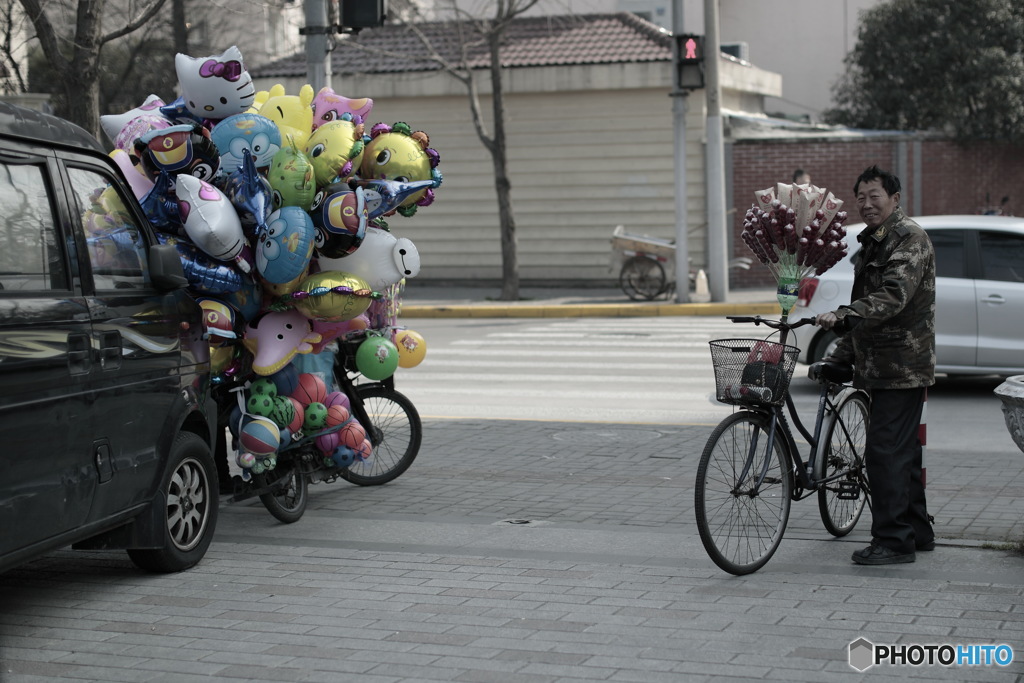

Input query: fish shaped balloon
[220,149,273,236]
[176,174,253,273]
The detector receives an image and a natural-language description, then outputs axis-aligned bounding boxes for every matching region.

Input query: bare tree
[16,0,167,136]
[369,0,542,301]
[0,0,31,94]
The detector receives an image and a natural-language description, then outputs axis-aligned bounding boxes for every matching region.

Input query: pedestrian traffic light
[338,0,386,32]
[675,33,705,91]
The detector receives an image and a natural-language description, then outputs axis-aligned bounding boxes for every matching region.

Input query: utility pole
[671,0,690,303]
[303,0,333,92]
[703,0,729,302]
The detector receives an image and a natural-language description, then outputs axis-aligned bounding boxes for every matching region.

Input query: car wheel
[128,432,218,573]
[811,330,840,363]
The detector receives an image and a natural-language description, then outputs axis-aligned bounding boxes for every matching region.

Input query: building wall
[262,65,715,284]
[730,137,1024,288]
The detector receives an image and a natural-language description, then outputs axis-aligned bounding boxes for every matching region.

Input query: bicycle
[331,332,423,486]
[694,315,871,575]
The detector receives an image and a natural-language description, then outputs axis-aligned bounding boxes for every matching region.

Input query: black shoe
[852,543,915,565]
[916,540,935,551]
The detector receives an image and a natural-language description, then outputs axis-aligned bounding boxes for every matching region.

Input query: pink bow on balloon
[199,59,242,82]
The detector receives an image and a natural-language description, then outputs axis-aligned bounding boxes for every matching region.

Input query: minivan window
[978,230,1024,283]
[0,160,67,291]
[67,166,149,290]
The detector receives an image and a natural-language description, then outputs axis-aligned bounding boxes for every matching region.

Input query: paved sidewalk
[2,420,1021,682]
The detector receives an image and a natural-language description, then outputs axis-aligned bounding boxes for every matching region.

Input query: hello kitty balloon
[175,46,256,121]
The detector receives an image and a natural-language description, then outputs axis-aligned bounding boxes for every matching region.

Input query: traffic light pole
[671,0,690,304]
[303,0,333,92]
[703,0,729,302]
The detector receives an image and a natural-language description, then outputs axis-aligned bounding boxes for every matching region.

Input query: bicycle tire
[619,256,666,301]
[695,411,792,575]
[258,459,308,524]
[816,390,870,537]
[339,385,422,486]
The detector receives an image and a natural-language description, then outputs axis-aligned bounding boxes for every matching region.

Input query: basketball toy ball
[269,396,295,429]
[355,438,373,461]
[291,372,328,406]
[250,377,278,397]
[286,396,305,432]
[323,390,350,411]
[236,451,256,469]
[326,404,350,427]
[394,329,427,368]
[246,392,276,418]
[239,417,281,456]
[303,401,329,431]
[355,336,399,380]
[338,420,367,449]
[316,430,340,455]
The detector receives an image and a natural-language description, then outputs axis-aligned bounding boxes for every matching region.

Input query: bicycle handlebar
[725,315,817,330]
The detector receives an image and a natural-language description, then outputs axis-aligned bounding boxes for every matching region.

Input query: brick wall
[730,138,1024,288]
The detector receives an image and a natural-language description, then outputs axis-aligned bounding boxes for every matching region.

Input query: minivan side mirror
[149,243,189,291]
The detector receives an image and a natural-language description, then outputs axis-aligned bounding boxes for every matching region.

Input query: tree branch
[100,0,167,44]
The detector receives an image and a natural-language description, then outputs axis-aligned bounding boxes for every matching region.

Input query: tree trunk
[489,30,519,301]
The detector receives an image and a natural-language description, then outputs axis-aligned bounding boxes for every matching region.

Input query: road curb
[401,302,782,318]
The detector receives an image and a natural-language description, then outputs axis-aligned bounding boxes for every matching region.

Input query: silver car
[788,215,1024,376]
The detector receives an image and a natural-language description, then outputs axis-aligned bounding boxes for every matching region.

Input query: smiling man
[815,165,936,566]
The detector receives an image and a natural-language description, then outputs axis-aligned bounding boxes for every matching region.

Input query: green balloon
[268,145,316,211]
[355,336,399,380]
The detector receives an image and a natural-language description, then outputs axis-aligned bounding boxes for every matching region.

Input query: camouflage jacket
[831,207,936,389]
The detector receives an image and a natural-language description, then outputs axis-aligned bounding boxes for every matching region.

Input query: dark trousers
[865,387,933,553]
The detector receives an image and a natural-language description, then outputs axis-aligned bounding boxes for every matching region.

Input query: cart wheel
[619,256,667,301]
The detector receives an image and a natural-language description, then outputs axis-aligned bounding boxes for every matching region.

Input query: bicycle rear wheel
[816,390,870,536]
[695,411,792,575]
[339,385,422,486]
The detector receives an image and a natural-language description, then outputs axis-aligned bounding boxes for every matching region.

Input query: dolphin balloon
[176,174,252,273]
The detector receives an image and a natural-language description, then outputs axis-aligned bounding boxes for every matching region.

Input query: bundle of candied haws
[740,182,850,282]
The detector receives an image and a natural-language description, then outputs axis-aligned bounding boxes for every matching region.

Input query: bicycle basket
[709,339,799,407]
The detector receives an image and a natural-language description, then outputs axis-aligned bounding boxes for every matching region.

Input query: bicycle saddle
[808,359,854,384]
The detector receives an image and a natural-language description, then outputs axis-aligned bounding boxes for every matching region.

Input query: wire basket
[709,339,799,407]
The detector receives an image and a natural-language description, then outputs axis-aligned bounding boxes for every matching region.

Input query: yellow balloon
[394,329,427,368]
[295,270,373,322]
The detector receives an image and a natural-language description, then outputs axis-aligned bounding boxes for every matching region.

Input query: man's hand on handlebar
[815,311,841,331]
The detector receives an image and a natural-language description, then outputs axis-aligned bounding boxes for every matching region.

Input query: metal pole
[672,0,690,303]
[703,0,729,302]
[304,0,332,92]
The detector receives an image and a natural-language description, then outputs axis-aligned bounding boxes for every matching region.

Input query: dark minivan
[0,101,218,573]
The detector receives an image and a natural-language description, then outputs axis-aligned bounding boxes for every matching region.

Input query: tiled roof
[252,12,672,79]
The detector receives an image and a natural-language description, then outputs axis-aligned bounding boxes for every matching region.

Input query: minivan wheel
[128,432,218,573]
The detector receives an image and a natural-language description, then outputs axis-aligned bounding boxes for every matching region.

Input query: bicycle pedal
[836,481,862,500]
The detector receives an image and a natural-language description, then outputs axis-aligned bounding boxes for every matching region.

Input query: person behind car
[815,164,936,566]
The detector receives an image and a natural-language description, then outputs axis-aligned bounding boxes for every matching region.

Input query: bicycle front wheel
[816,390,870,536]
[695,411,793,575]
[339,385,422,486]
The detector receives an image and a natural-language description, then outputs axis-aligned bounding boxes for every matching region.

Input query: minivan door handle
[67,332,91,375]
[980,294,1006,305]
[97,329,122,370]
